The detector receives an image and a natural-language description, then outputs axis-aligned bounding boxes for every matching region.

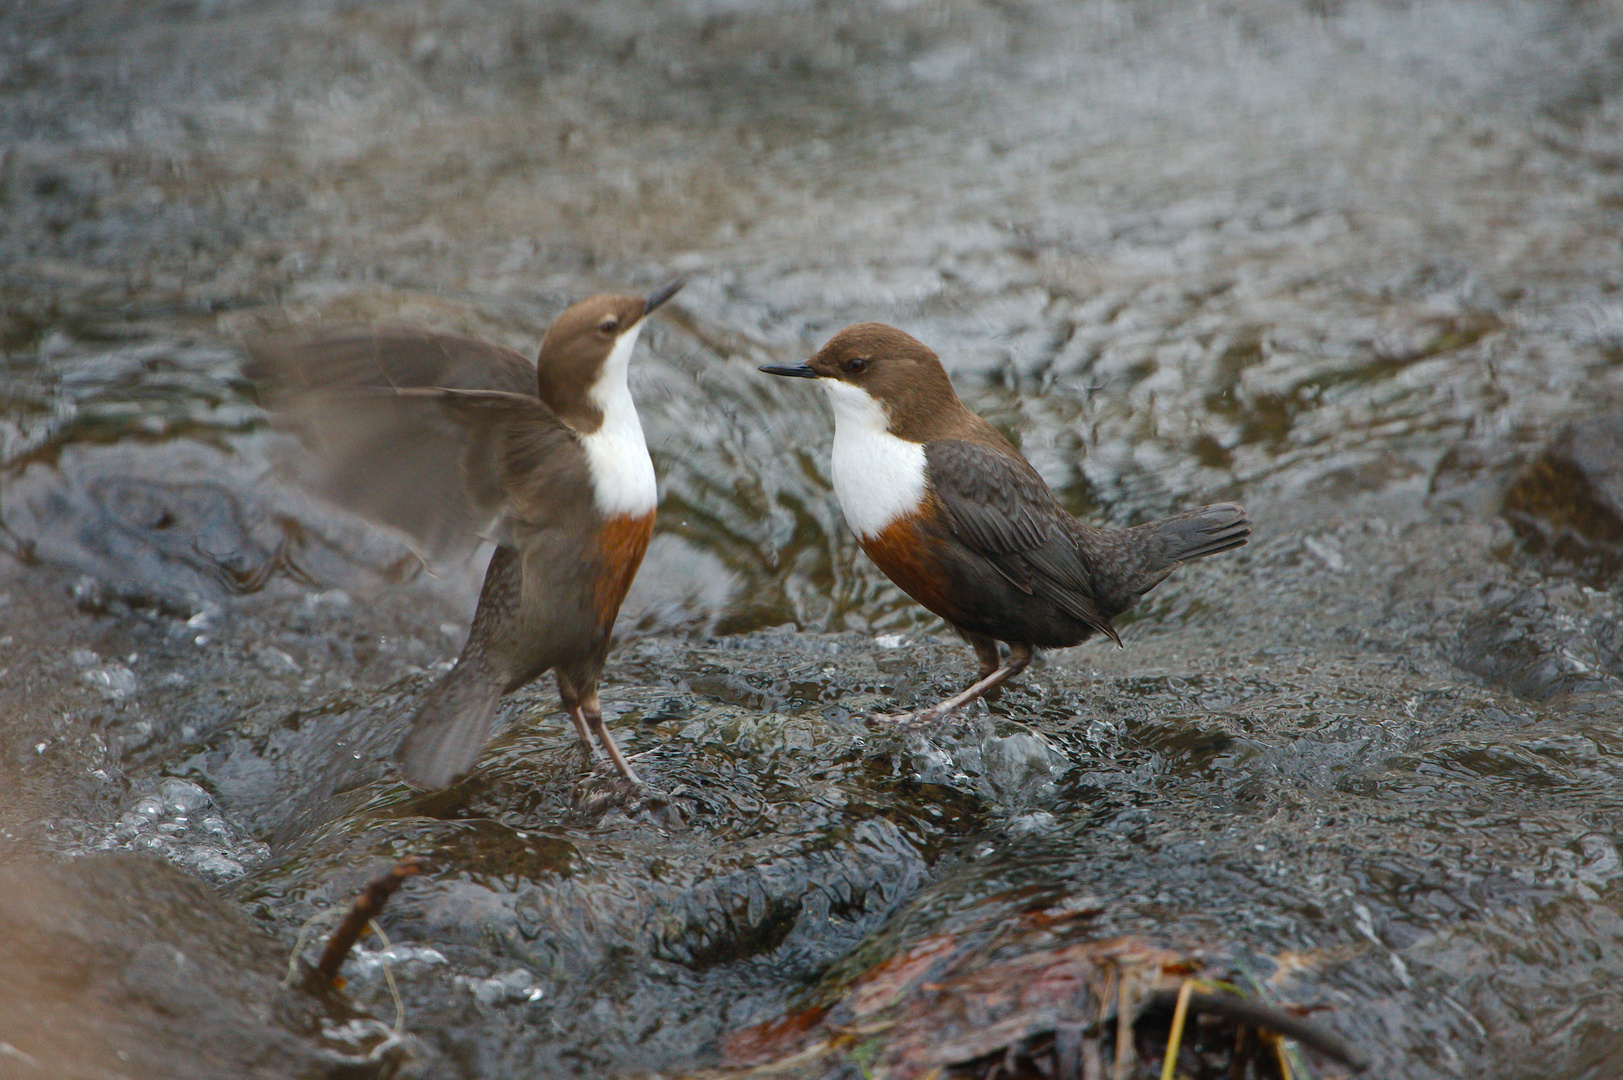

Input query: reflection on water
[3,0,1623,1077]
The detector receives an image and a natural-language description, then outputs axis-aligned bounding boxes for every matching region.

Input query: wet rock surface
[0,851,412,1079]
[4,1,1623,1078]
[1504,412,1623,581]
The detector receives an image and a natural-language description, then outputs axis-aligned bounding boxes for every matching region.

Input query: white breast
[580,322,658,518]
[823,379,927,540]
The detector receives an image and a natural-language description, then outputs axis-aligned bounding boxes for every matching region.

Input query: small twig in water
[315,856,427,987]
[282,866,417,1038]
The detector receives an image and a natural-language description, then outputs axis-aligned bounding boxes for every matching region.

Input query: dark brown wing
[924,439,1120,644]
[389,388,588,534]
[245,328,576,564]
[246,326,538,398]
[389,388,593,615]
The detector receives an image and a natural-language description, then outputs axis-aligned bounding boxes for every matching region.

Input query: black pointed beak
[642,279,685,316]
[759,362,818,379]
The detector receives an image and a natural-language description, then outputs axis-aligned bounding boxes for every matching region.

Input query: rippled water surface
[3,1,1623,1077]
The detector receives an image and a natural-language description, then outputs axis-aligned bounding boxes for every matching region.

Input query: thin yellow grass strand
[1158,979,1198,1080]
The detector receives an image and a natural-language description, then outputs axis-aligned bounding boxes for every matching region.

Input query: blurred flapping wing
[247,328,583,565]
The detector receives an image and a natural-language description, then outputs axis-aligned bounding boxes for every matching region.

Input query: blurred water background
[2,1,1623,1076]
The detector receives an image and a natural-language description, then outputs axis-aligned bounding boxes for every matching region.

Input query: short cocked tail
[1147,501,1251,565]
[397,663,506,789]
[1088,502,1251,619]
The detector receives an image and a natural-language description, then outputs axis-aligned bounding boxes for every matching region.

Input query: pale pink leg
[581,692,643,786]
[884,642,1033,725]
[565,705,594,751]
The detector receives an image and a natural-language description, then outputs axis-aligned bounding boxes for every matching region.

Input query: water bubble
[1006,810,1058,836]
[159,779,210,815]
[983,731,1064,802]
[80,663,138,700]
[456,968,546,1007]
[190,850,245,879]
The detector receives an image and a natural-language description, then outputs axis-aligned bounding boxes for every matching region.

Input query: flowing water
[3,1,1623,1076]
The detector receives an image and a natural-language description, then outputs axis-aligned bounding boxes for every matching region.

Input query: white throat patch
[822,379,927,540]
[580,321,658,518]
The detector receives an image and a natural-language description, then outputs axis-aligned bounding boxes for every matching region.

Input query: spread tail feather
[1144,501,1251,568]
[397,665,505,789]
[1113,501,1251,607]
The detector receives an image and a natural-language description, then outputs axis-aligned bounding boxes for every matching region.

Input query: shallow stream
[3,2,1623,1077]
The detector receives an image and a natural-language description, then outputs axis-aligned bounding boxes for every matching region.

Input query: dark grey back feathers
[925,439,1249,642]
[925,439,1116,642]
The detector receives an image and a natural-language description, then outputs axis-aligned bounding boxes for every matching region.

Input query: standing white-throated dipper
[761,323,1250,721]
[248,281,682,788]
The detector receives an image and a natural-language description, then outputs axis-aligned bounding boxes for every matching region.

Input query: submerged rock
[1504,413,1623,582]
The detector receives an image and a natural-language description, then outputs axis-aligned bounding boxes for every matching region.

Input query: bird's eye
[598,317,619,334]
[847,357,869,374]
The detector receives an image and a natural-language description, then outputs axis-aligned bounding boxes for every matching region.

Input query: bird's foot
[625,786,691,829]
[570,722,645,786]
[571,769,644,814]
[867,703,958,730]
[570,767,688,825]
[595,753,644,787]
[565,736,644,814]
[870,654,1030,731]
